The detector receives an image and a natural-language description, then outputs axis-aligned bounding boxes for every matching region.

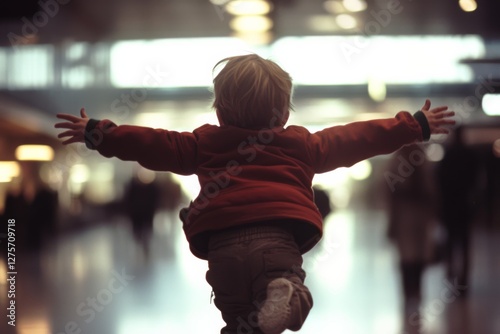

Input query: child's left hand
[420,99,455,134]
[54,108,89,145]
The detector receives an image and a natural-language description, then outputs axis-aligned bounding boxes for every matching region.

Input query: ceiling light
[335,14,357,29]
[15,145,54,161]
[226,0,273,16]
[342,0,367,12]
[230,15,273,32]
[459,0,477,12]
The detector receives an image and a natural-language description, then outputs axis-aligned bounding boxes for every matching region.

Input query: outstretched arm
[54,109,198,174]
[310,99,455,172]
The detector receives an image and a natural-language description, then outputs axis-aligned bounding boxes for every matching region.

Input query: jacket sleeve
[84,119,198,175]
[309,111,427,173]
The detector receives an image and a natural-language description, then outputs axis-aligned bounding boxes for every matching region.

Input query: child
[55,54,455,334]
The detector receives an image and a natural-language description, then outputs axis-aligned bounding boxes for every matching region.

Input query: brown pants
[206,224,313,334]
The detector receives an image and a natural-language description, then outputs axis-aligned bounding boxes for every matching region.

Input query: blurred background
[0,0,499,333]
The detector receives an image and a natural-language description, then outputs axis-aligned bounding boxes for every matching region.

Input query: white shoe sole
[258,278,294,334]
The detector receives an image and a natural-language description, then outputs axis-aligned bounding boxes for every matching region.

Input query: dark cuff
[413,111,431,141]
[84,118,101,149]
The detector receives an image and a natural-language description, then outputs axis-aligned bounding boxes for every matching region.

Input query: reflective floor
[1,208,499,334]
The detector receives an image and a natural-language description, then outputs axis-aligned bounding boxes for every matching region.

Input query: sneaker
[257,278,294,334]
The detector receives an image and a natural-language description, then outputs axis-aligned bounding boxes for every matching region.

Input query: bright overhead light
[342,0,367,12]
[110,38,257,88]
[230,15,273,32]
[459,0,477,12]
[482,93,500,116]
[335,14,357,29]
[15,145,54,161]
[271,35,484,85]
[226,0,273,16]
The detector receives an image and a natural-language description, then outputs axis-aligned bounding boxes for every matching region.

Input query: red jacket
[86,111,426,259]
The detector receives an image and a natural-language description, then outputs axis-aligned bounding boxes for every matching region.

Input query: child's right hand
[420,99,455,135]
[54,108,90,145]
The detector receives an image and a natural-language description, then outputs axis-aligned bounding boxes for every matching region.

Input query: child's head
[212,54,292,129]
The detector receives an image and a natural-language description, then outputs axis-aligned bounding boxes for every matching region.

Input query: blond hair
[212,54,293,128]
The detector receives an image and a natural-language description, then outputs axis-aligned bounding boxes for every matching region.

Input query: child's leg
[253,237,313,333]
[206,224,313,334]
[206,245,262,334]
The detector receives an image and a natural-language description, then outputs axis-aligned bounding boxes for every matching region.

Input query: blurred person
[386,144,439,332]
[25,162,59,253]
[54,54,455,334]
[437,126,479,293]
[27,178,58,251]
[123,170,160,260]
[1,178,28,256]
[2,163,58,254]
